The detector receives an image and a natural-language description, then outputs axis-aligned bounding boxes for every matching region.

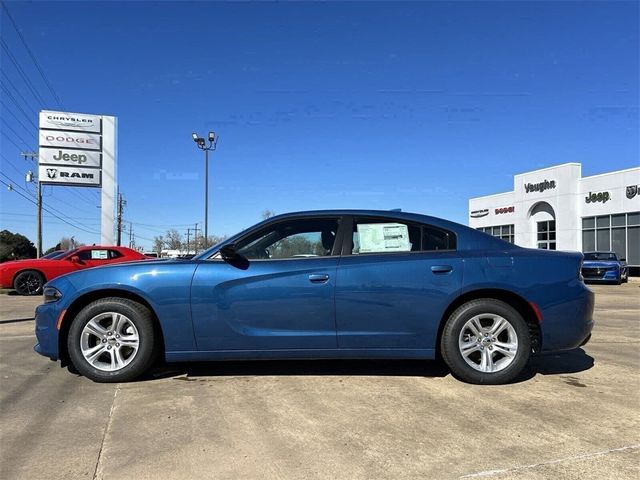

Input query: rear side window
[109,250,123,259]
[352,218,456,254]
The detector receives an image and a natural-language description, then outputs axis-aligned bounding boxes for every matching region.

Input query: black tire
[67,297,157,383]
[440,299,531,385]
[13,270,45,296]
[622,270,629,283]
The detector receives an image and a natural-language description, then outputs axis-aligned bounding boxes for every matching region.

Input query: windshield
[584,252,617,261]
[41,250,67,259]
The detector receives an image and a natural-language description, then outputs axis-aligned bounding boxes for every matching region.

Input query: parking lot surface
[1,284,639,479]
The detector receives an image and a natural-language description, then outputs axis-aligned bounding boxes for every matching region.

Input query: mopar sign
[38,165,101,186]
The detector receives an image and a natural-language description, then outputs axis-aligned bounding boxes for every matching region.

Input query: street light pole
[191,131,217,248]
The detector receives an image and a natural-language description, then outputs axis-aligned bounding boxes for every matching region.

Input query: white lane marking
[0,335,35,340]
[460,444,640,478]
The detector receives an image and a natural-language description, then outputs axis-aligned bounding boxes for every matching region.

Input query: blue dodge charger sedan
[35,210,594,384]
[581,251,629,284]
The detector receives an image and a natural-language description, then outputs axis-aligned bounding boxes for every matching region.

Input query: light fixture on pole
[192,130,217,248]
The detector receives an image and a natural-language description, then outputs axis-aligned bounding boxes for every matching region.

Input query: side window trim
[224,216,345,261]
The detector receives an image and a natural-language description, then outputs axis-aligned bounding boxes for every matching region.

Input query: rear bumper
[539,281,595,352]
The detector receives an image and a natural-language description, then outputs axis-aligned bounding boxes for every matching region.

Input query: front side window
[235,218,340,260]
[351,218,455,254]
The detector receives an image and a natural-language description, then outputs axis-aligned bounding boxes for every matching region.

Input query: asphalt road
[1,284,639,479]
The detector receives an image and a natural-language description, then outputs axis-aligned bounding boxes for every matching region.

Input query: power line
[0,83,40,130]
[1,70,39,118]
[0,170,100,232]
[1,99,37,137]
[1,2,64,109]
[0,178,100,235]
[1,116,32,149]
[0,38,48,107]
[0,129,25,151]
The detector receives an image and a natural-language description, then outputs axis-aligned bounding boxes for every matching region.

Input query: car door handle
[431,265,453,274]
[308,274,330,283]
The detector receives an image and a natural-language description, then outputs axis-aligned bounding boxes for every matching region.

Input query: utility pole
[186,228,191,255]
[21,152,40,256]
[193,223,199,254]
[116,192,126,246]
[128,222,134,249]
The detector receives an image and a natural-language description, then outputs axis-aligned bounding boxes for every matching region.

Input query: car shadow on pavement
[144,358,450,382]
[142,348,593,383]
[515,348,595,382]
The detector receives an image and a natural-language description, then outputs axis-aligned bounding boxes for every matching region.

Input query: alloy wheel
[80,312,140,372]
[458,313,518,373]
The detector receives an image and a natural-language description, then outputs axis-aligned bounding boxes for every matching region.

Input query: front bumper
[33,276,76,361]
[581,267,620,282]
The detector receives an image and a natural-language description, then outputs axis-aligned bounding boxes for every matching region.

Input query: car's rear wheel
[67,297,157,382]
[441,299,531,384]
[13,270,45,296]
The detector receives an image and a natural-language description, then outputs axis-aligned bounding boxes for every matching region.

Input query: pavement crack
[92,384,120,480]
[459,444,640,478]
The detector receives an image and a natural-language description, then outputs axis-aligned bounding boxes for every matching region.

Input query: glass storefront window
[582,212,640,266]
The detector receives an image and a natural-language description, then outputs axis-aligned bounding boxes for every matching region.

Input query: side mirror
[70,255,81,263]
[219,244,249,270]
[220,244,238,260]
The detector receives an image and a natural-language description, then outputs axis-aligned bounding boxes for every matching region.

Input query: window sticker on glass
[357,223,411,253]
[91,250,108,260]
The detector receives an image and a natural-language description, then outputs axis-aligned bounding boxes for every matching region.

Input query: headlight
[43,287,62,303]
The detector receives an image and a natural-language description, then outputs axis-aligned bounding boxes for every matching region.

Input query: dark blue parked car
[581,251,629,285]
[35,210,594,384]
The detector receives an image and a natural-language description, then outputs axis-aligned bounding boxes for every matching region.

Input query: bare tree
[261,209,276,220]
[165,229,183,250]
[152,235,165,254]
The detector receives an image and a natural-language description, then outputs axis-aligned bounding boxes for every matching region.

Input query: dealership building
[468,163,640,270]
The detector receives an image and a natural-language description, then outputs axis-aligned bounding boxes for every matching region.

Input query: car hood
[582,261,619,268]
[0,258,60,268]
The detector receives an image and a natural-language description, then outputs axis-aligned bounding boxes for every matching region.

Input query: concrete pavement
[1,284,638,479]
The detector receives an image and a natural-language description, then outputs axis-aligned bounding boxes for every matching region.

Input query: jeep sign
[38,165,101,186]
[39,148,102,168]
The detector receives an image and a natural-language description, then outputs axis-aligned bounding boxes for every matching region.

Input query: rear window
[351,219,456,254]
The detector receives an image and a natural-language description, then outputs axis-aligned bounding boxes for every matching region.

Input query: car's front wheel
[67,297,157,382]
[441,299,531,384]
[13,270,44,296]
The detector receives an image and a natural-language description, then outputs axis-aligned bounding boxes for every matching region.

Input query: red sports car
[0,246,147,296]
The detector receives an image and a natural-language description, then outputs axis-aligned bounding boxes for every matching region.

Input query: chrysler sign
[39,111,101,133]
[39,148,101,168]
[38,165,101,186]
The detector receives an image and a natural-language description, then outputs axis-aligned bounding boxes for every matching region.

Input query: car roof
[267,209,465,231]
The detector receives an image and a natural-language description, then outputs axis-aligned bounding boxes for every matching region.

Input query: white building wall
[469,163,640,255]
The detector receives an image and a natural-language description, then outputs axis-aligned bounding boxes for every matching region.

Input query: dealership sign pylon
[38,110,117,245]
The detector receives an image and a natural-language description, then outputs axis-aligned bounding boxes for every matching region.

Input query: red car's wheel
[13,270,45,296]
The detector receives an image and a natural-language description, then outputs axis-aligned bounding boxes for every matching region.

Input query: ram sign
[38,165,101,186]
